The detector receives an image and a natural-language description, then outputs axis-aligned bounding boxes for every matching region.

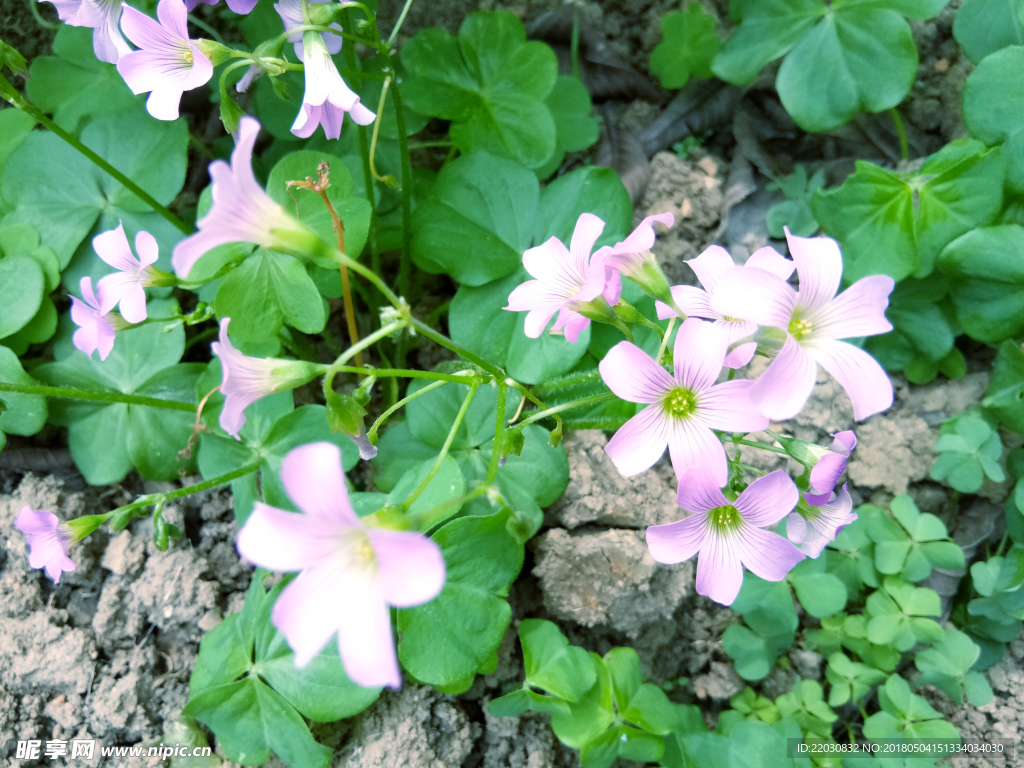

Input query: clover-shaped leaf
[931,412,1005,493]
[729,687,780,723]
[866,496,964,581]
[789,555,848,618]
[863,674,960,741]
[953,0,1024,63]
[915,628,993,706]
[520,619,597,702]
[838,614,901,672]
[824,651,887,707]
[866,577,943,651]
[773,680,837,738]
[963,45,1024,193]
[983,339,1024,432]
[967,547,1024,625]
[401,10,558,168]
[649,3,721,90]
[723,575,798,680]
[829,509,880,589]
[766,165,824,239]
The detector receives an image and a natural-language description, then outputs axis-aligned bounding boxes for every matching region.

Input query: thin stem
[389,76,414,298]
[188,14,224,43]
[410,318,504,379]
[515,392,616,430]
[30,0,60,30]
[570,5,582,82]
[367,378,449,442]
[417,487,487,531]
[402,382,479,511]
[331,321,403,370]
[0,75,190,235]
[408,141,454,151]
[732,437,787,455]
[0,382,196,412]
[368,77,395,186]
[656,317,676,364]
[336,365,481,383]
[111,461,262,517]
[507,380,562,439]
[890,108,909,162]
[386,0,417,47]
[486,380,508,484]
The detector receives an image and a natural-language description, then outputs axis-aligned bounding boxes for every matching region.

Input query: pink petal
[749,336,818,421]
[787,229,843,317]
[349,100,376,126]
[147,85,187,121]
[235,502,337,572]
[609,212,674,256]
[80,276,101,310]
[272,566,345,668]
[698,379,769,433]
[552,308,589,343]
[804,339,893,421]
[336,577,400,688]
[93,223,138,273]
[668,418,729,485]
[710,267,797,329]
[522,237,577,292]
[15,507,58,535]
[646,512,708,564]
[601,269,622,306]
[656,285,710,320]
[723,341,757,369]
[676,467,730,513]
[280,442,359,525]
[745,246,795,281]
[523,307,560,338]
[225,0,258,12]
[672,318,725,393]
[134,230,159,267]
[598,341,675,404]
[786,512,808,544]
[368,529,446,608]
[833,431,857,455]
[605,405,671,477]
[806,275,895,340]
[568,213,605,276]
[112,280,147,323]
[809,452,847,496]
[95,321,115,360]
[505,278,554,312]
[687,245,735,293]
[734,470,799,527]
[119,3,176,50]
[171,229,223,278]
[695,529,744,605]
[733,524,805,582]
[156,0,189,39]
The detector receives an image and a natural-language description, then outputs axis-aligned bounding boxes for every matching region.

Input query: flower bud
[325,390,377,460]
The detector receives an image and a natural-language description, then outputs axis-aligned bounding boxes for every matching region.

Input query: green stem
[388,72,414,298]
[386,0,417,47]
[486,380,508,484]
[408,141,454,151]
[111,461,262,517]
[731,437,787,455]
[656,317,676,364]
[402,382,479,511]
[367,378,448,442]
[890,108,909,162]
[507,380,562,440]
[570,5,582,82]
[416,487,488,531]
[189,15,224,43]
[410,318,505,379]
[336,365,476,383]
[0,75,190,235]
[516,392,616,430]
[0,382,196,411]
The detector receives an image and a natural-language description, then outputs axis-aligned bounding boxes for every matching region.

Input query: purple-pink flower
[70,277,116,361]
[235,442,446,687]
[656,245,795,369]
[117,0,214,121]
[806,430,857,505]
[647,469,804,605]
[94,223,163,323]
[171,117,319,278]
[712,230,895,421]
[275,0,342,61]
[601,212,675,301]
[505,213,619,343]
[599,318,768,485]
[787,484,856,558]
[44,0,129,64]
[291,31,376,140]
[183,0,256,15]
[15,506,76,583]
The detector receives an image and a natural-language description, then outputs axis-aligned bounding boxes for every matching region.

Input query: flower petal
[368,529,446,608]
[734,470,799,527]
[787,230,843,316]
[135,230,160,266]
[733,524,805,582]
[656,285,711,320]
[676,467,730,513]
[552,308,589,343]
[93,223,138,273]
[695,529,744,605]
[608,212,674,257]
[809,452,847,497]
[599,341,675,404]
[833,430,857,455]
[710,266,797,329]
[804,339,894,421]
[668,418,729,485]
[673,317,725,393]
[806,275,895,340]
[604,405,671,477]
[156,0,190,39]
[646,512,707,564]
[723,341,757,369]
[687,245,735,293]
[569,213,605,275]
[235,502,336,572]
[336,577,401,688]
[698,379,769,433]
[272,566,343,668]
[521,236,580,301]
[745,246,795,281]
[749,335,818,421]
[786,512,808,544]
[280,442,359,525]
[15,507,59,535]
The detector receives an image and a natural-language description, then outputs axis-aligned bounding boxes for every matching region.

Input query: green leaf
[385,456,466,528]
[813,140,1005,282]
[650,3,722,89]
[983,339,1024,431]
[963,45,1024,192]
[397,509,524,693]
[915,628,987,705]
[0,108,187,269]
[449,266,591,385]
[789,558,848,618]
[865,275,960,376]
[215,249,326,342]
[937,225,1024,342]
[953,0,1024,63]
[519,618,597,701]
[401,11,558,168]
[0,346,47,439]
[403,377,521,450]
[766,165,826,238]
[825,651,887,706]
[0,255,43,338]
[550,654,614,749]
[487,687,570,718]
[0,110,35,215]
[712,0,823,86]
[536,166,634,251]
[534,76,600,179]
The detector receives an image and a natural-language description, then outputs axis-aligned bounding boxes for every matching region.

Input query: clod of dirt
[333,685,477,768]
[479,704,576,768]
[691,661,743,701]
[531,528,693,639]
[547,432,681,530]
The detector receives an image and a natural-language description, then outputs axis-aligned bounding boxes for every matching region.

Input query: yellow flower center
[183,48,194,65]
[723,315,742,323]
[663,387,698,419]
[788,316,813,339]
[709,504,742,531]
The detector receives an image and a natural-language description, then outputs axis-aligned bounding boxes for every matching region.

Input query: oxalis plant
[0,0,1016,765]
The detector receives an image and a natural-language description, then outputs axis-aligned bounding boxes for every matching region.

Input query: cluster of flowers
[45,0,373,135]
[505,213,893,604]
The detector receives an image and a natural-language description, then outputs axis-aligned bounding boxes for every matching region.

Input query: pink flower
[806,430,857,505]
[236,442,446,687]
[70,277,116,361]
[712,230,895,421]
[647,469,804,605]
[291,31,375,140]
[171,117,319,278]
[787,484,856,558]
[598,318,769,485]
[44,0,130,63]
[212,319,325,439]
[505,213,620,343]
[601,212,675,304]
[93,223,166,323]
[15,506,76,583]
[656,245,796,369]
[275,0,341,60]
[182,0,256,15]
[116,0,214,121]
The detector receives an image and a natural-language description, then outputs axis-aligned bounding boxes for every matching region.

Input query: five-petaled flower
[171,117,320,278]
[787,484,857,558]
[647,469,804,605]
[15,506,76,584]
[598,318,768,486]
[117,0,214,121]
[70,277,116,361]
[712,229,895,421]
[505,213,620,343]
[601,212,676,306]
[212,318,324,439]
[656,244,795,369]
[44,0,130,64]
[806,431,857,506]
[236,442,446,688]
[292,31,376,140]
[93,223,169,323]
